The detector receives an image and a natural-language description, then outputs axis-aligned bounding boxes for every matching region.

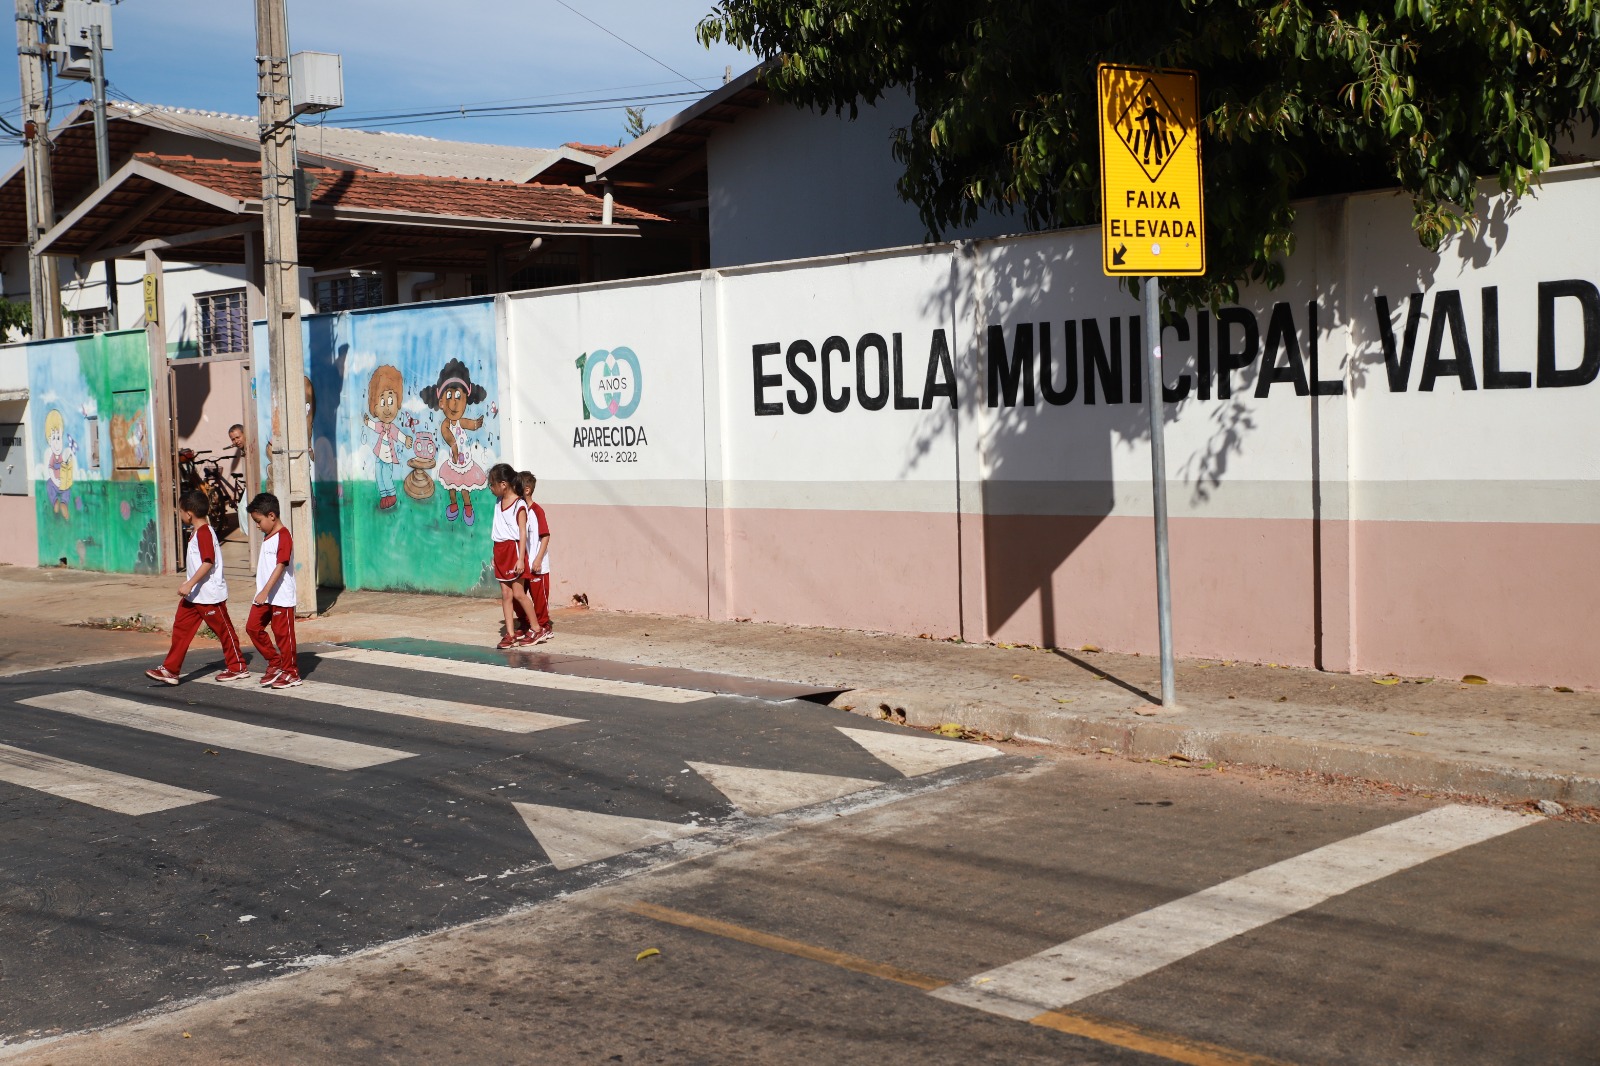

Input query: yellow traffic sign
[1098,64,1205,276]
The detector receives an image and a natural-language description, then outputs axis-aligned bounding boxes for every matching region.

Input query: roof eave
[34,159,247,256]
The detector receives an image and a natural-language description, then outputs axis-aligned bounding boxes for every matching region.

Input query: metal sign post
[1099,63,1205,710]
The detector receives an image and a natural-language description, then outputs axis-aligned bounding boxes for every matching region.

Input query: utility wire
[550,0,711,92]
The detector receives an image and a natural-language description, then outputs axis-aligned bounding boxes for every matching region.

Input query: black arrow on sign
[1112,243,1127,265]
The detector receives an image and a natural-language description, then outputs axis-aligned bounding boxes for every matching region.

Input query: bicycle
[176,449,247,536]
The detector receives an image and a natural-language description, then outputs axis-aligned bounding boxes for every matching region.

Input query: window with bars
[66,307,112,336]
[313,272,387,313]
[195,289,249,358]
[509,253,581,292]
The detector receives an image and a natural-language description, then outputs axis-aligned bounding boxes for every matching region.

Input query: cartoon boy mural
[43,409,75,519]
[361,364,412,510]
[419,358,487,525]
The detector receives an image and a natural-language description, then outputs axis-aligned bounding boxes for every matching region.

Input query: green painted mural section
[26,330,159,574]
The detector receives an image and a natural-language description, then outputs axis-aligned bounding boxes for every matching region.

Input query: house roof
[0,101,615,246]
[594,63,771,199]
[33,154,668,271]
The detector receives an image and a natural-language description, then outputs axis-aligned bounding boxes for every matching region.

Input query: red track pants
[513,573,551,631]
[164,598,247,675]
[246,603,299,678]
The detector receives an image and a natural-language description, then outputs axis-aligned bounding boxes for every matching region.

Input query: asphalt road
[0,632,1595,1065]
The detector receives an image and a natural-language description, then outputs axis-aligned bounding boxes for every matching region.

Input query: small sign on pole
[142,273,159,326]
[1098,64,1205,277]
[1097,63,1206,710]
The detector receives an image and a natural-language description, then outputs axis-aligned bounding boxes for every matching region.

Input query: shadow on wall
[919,198,1368,664]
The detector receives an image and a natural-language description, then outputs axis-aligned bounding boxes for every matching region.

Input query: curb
[836,688,1600,808]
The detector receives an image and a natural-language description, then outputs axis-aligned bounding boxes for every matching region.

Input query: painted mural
[27,331,159,573]
[253,299,503,595]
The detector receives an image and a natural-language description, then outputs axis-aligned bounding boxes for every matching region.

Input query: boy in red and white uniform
[245,492,301,689]
[145,491,249,685]
[518,470,553,644]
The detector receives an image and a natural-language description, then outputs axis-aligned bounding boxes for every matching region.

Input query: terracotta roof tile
[133,153,667,225]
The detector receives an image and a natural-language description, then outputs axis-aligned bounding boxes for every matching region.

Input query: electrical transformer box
[290,52,344,115]
[51,0,114,82]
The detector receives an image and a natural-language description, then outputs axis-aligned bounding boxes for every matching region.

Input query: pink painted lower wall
[0,494,37,566]
[1352,521,1600,689]
[724,508,963,638]
[547,504,710,618]
[980,514,1352,671]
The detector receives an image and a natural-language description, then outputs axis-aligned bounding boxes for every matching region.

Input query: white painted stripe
[932,805,1535,1020]
[0,742,215,815]
[270,679,585,734]
[18,690,415,771]
[314,647,711,704]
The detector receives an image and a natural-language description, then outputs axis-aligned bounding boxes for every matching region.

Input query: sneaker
[513,629,537,646]
[144,665,179,685]
[532,627,553,645]
[495,634,517,650]
[214,669,252,682]
[259,668,280,687]
[270,674,303,689]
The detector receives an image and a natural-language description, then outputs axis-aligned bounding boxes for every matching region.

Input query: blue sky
[0,0,755,171]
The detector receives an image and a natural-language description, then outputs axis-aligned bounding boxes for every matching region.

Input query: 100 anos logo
[575,347,641,421]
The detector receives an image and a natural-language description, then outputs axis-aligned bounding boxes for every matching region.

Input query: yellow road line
[627,901,948,991]
[1030,1009,1298,1066]
[628,900,1301,1066]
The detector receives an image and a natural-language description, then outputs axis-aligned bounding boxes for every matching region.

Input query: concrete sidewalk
[1,562,1595,807]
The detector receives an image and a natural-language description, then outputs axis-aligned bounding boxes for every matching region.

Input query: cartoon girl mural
[419,358,488,524]
[361,364,412,510]
[43,409,75,519]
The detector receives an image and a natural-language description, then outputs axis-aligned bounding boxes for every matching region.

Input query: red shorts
[492,540,524,583]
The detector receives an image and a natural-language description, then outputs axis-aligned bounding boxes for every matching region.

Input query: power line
[549,0,711,92]
[332,75,722,123]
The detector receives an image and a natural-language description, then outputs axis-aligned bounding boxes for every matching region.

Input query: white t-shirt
[491,497,527,544]
[185,524,229,604]
[255,528,296,607]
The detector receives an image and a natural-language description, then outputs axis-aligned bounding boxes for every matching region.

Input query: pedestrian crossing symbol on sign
[1098,64,1205,276]
[1115,80,1185,183]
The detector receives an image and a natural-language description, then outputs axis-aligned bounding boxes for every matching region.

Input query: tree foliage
[699,0,1600,309]
[0,299,31,340]
[618,105,657,146]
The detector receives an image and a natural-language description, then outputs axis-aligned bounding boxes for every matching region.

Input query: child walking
[512,470,553,644]
[145,490,249,685]
[245,492,302,689]
[488,463,540,650]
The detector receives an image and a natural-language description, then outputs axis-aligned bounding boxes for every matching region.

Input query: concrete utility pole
[14,0,60,338]
[89,20,116,325]
[254,0,317,610]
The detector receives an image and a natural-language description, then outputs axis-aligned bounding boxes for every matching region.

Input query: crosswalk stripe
[270,679,585,734]
[835,726,1002,777]
[18,690,415,771]
[514,803,706,870]
[930,804,1536,1020]
[0,742,216,815]
[686,761,880,817]
[314,647,712,704]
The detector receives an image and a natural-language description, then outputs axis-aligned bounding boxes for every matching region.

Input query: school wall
[240,163,1598,688]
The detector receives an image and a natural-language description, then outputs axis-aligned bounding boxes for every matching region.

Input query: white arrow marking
[686,762,879,817]
[835,726,1002,777]
[513,802,705,870]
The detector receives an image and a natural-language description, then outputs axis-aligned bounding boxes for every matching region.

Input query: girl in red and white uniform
[488,463,540,649]
[145,490,249,685]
